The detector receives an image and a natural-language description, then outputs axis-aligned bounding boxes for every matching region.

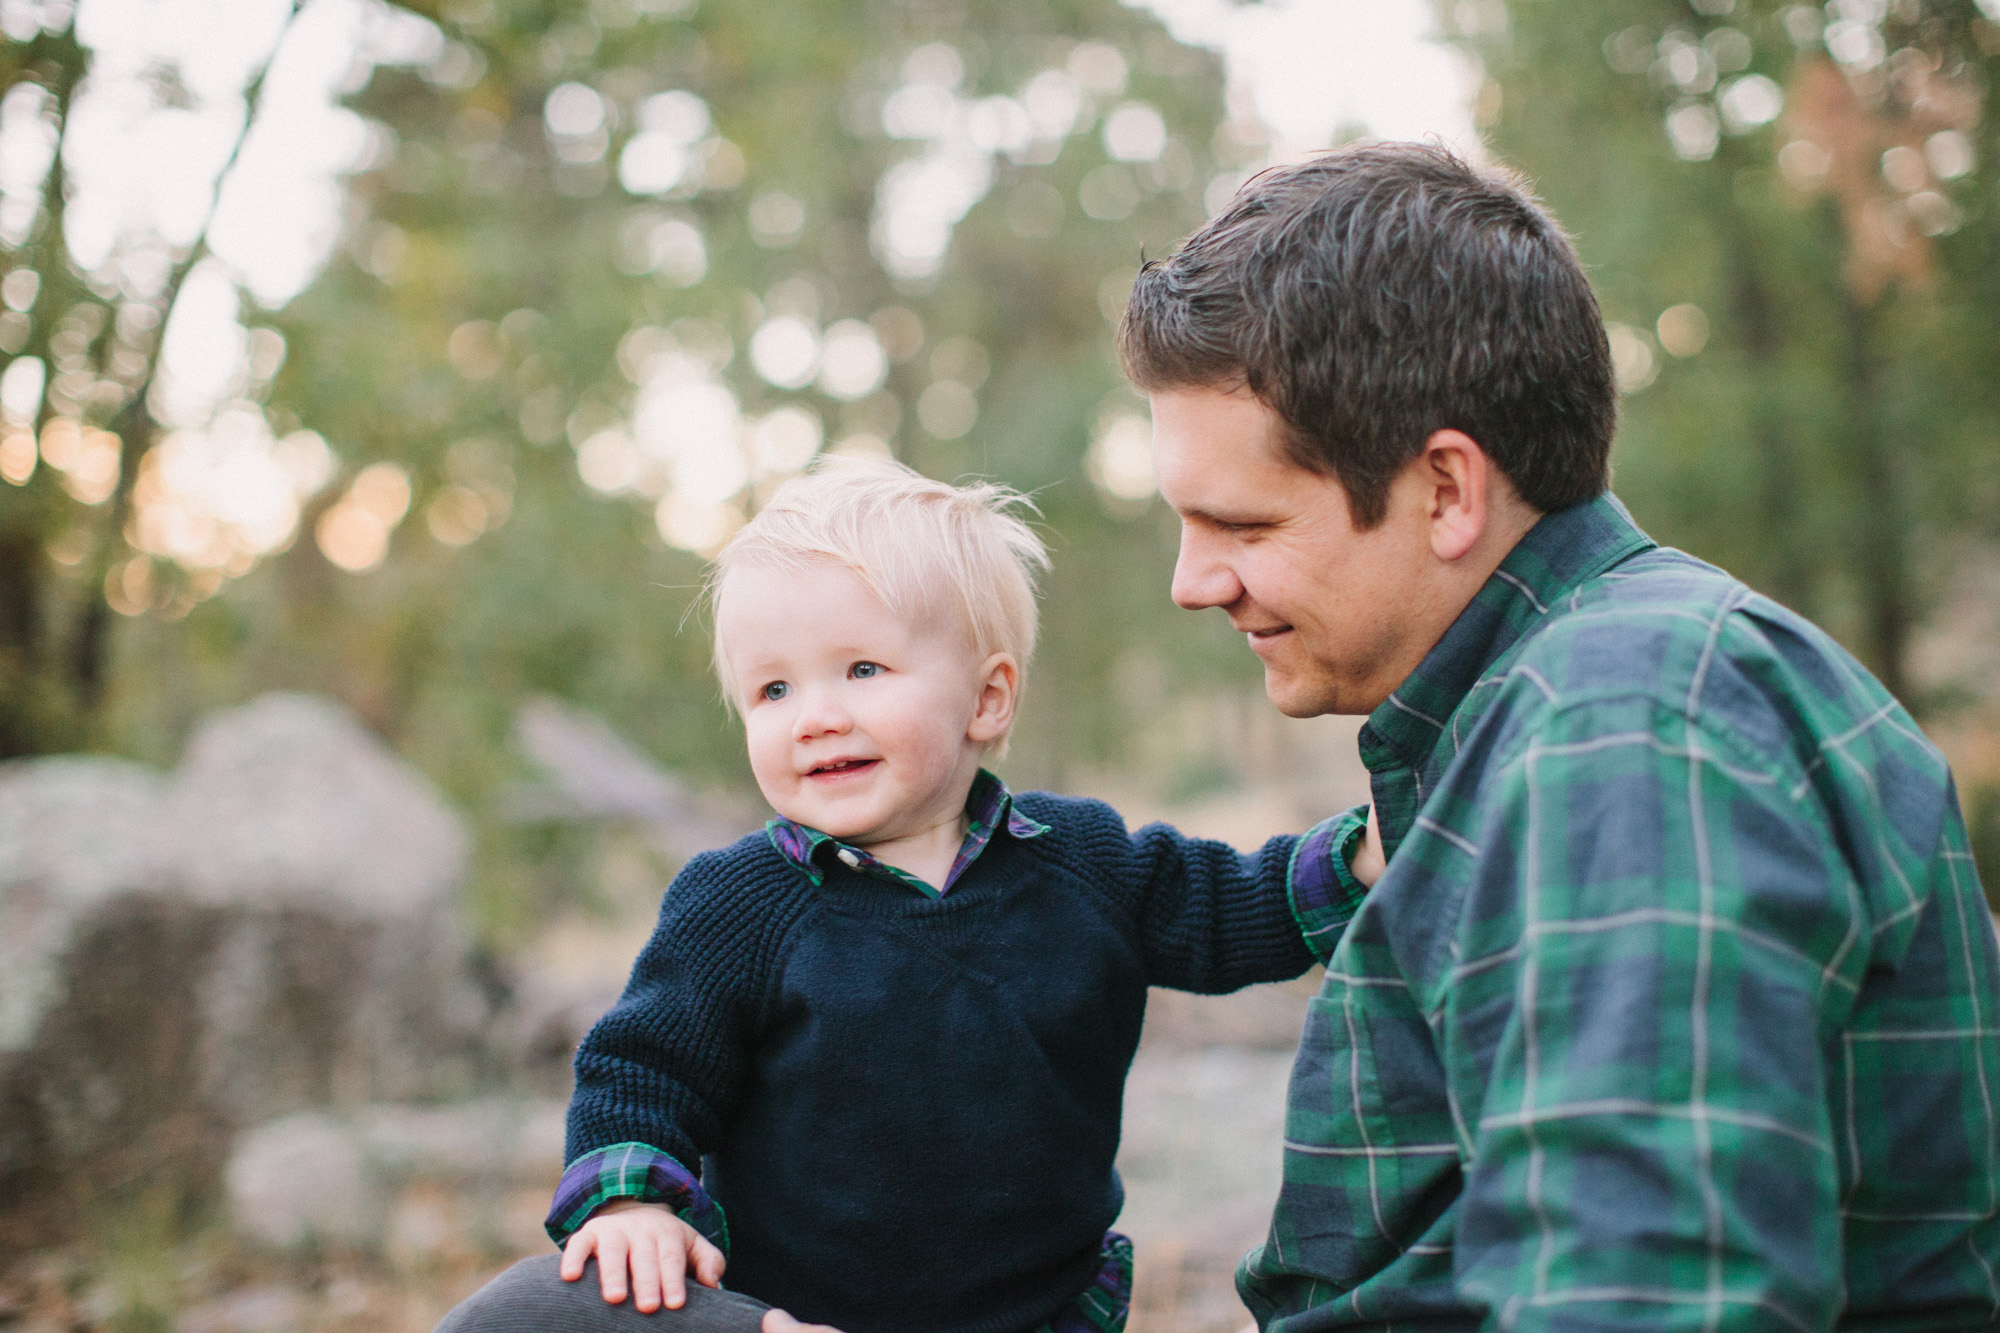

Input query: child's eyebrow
[731,640,893,675]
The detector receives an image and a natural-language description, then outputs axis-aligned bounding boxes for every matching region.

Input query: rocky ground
[0,693,1356,1332]
[0,975,1313,1333]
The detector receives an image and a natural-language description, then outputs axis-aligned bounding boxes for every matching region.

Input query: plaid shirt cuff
[544,1142,729,1253]
[1041,1231,1133,1333]
[1287,805,1371,964]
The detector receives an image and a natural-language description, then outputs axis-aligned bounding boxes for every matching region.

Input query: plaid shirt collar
[764,768,1049,899]
[1359,492,1655,853]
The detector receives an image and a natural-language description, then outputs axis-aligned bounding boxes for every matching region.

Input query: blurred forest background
[4,0,2000,1328]
[6,0,2000,928]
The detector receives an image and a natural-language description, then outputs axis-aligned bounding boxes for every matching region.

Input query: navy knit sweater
[565,791,1314,1333]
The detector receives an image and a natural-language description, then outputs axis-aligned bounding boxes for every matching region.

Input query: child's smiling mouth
[806,758,881,779]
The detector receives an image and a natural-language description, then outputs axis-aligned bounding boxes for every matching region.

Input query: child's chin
[784,803,879,842]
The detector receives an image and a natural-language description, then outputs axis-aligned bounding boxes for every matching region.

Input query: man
[1113,142,2000,1331]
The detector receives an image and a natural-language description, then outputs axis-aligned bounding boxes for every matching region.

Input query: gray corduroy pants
[435,1257,771,1332]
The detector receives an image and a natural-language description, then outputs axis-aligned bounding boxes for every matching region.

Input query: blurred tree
[1455,0,2000,710]
[3,0,1261,935]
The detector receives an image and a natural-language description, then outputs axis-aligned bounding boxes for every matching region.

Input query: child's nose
[792,690,851,739]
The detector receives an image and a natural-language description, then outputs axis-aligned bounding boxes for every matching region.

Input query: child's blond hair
[709,460,1049,725]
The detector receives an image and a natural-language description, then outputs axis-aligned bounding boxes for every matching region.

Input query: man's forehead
[1148,386,1319,509]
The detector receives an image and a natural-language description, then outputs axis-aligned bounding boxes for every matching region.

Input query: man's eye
[849,662,882,679]
[760,681,789,701]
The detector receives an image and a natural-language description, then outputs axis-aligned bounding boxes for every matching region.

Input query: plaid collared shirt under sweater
[1243,493,2000,1332]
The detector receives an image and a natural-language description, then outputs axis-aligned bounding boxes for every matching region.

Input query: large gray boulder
[223,1098,566,1252]
[0,694,492,1246]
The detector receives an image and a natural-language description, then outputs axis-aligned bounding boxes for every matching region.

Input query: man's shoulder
[1512,545,1743,692]
[1497,546,1936,772]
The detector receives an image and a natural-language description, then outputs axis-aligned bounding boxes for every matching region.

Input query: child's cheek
[744,715,791,793]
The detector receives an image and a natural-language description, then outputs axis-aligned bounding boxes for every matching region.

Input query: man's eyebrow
[1181,505,1270,526]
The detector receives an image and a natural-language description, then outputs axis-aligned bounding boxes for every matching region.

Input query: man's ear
[967,653,1020,745]
[1421,429,1492,564]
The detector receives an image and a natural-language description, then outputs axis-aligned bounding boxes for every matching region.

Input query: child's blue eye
[850,662,882,679]
[760,681,789,701]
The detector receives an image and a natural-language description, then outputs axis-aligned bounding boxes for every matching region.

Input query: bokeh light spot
[1718,75,1782,134]
[1925,130,1974,181]
[544,82,607,138]
[1606,324,1658,393]
[1103,103,1167,163]
[1656,304,1709,358]
[655,494,741,554]
[748,191,807,248]
[316,503,389,572]
[425,484,489,546]
[818,320,888,401]
[349,462,412,526]
[577,427,641,494]
[447,321,504,379]
[1067,42,1129,96]
[917,381,977,439]
[0,427,34,484]
[1665,102,1719,161]
[1088,412,1156,504]
[749,316,821,389]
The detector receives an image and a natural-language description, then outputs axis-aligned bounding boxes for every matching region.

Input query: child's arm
[1095,797,1377,991]
[548,848,806,1305]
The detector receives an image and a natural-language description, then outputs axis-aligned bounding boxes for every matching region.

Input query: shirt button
[836,847,861,868]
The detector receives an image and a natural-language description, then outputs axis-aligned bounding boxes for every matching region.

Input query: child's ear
[966,653,1019,745]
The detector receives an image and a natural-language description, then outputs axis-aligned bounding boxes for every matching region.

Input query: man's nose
[1170,528,1243,611]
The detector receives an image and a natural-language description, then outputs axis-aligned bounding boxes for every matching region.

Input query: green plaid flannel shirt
[1243,494,2000,1332]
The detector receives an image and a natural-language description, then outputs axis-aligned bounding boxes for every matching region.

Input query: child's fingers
[595,1230,632,1304]
[626,1231,665,1313]
[656,1232,689,1309]
[559,1231,595,1282]
[691,1234,726,1288]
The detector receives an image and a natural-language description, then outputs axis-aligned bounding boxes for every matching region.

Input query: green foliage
[3,0,1268,934]
[1967,780,2000,912]
[1461,0,2000,708]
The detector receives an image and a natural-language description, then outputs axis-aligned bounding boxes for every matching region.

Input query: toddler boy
[543,463,1352,1333]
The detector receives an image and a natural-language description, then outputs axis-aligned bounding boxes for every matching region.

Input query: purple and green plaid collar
[764,768,1049,899]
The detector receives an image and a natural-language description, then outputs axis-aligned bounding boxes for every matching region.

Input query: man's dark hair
[1120,142,1615,526]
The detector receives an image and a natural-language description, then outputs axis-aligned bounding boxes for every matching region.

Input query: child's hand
[558,1199,725,1312]
[1349,797,1386,888]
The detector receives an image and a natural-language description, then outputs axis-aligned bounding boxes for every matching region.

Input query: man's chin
[1261,667,1328,719]
[1262,665,1368,719]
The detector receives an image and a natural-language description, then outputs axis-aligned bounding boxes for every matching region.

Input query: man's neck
[1341,506,1540,717]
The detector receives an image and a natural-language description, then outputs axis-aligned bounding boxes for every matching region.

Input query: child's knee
[435,1254,767,1332]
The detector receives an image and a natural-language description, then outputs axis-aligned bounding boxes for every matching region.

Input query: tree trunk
[1841,292,1911,706]
[0,525,48,757]
[0,27,88,755]
[1726,234,1812,614]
